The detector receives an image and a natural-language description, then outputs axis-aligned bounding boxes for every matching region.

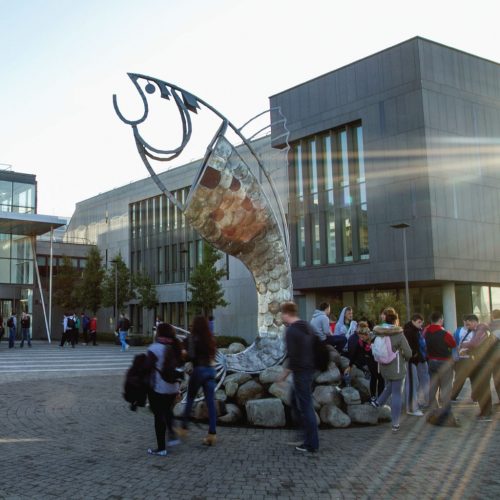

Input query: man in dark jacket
[403,313,429,415]
[278,301,318,453]
[424,311,457,423]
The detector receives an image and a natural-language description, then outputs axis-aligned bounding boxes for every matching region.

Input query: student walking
[117,314,131,352]
[146,323,183,456]
[88,315,98,346]
[278,301,319,453]
[179,316,217,446]
[20,312,32,348]
[370,309,412,432]
[7,311,17,349]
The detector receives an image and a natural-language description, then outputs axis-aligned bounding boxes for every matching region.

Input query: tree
[53,255,82,312]
[133,271,158,310]
[78,246,105,314]
[188,241,228,317]
[358,290,407,325]
[102,254,133,313]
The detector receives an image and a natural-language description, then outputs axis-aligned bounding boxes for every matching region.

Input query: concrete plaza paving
[0,342,498,499]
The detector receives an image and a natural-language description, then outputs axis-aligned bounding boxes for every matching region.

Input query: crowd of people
[0,312,32,349]
[60,312,98,348]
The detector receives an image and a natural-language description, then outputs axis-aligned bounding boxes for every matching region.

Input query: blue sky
[1,0,498,216]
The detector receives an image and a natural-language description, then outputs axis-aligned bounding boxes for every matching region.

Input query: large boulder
[224,372,252,386]
[378,405,392,422]
[347,403,379,425]
[215,389,227,402]
[218,403,242,423]
[193,400,226,420]
[246,399,286,427]
[224,381,239,398]
[327,346,342,365]
[351,374,371,401]
[320,404,351,428]
[339,356,350,370]
[341,387,361,405]
[312,385,342,409]
[259,365,285,385]
[236,380,265,406]
[315,363,342,384]
[228,342,246,354]
[269,380,292,406]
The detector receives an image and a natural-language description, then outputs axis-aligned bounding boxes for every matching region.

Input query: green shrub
[215,335,248,348]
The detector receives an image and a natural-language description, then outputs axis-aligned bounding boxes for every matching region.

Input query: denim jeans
[291,370,319,451]
[8,327,16,348]
[428,359,453,417]
[416,361,430,407]
[325,335,347,352]
[119,331,128,351]
[183,366,217,434]
[20,328,31,347]
[376,379,404,427]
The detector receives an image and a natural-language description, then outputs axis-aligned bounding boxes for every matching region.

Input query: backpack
[305,323,330,372]
[159,342,185,383]
[123,353,153,411]
[67,317,75,329]
[418,333,427,359]
[372,336,397,365]
[120,318,131,331]
[7,317,14,328]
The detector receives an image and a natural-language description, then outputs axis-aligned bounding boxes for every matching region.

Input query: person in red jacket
[88,316,98,346]
[424,311,457,424]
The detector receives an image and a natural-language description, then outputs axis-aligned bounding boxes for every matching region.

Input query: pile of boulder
[173,343,391,428]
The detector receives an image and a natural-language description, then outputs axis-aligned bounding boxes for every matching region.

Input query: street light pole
[391,223,410,321]
[180,247,188,330]
[111,258,118,328]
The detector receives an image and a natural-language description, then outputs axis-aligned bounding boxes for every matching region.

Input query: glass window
[342,209,353,262]
[165,246,170,283]
[197,240,203,264]
[158,247,164,283]
[0,233,11,258]
[327,212,336,264]
[472,285,491,322]
[297,216,306,267]
[11,259,33,284]
[492,287,500,311]
[340,131,351,206]
[172,244,177,282]
[311,212,320,265]
[0,181,12,211]
[0,258,10,283]
[309,139,318,194]
[358,203,369,260]
[13,182,35,212]
[323,135,334,193]
[295,144,304,197]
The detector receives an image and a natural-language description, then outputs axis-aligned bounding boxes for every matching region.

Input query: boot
[202,433,216,446]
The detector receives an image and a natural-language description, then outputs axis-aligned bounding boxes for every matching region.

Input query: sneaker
[125,344,130,350]
[407,410,424,417]
[369,400,379,408]
[295,444,317,453]
[167,439,181,447]
[147,448,167,456]
[477,414,493,422]
[392,425,400,433]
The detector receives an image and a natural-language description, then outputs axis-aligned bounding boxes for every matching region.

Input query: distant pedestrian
[117,313,131,352]
[7,311,16,349]
[60,313,70,347]
[278,301,319,453]
[81,313,90,345]
[424,311,457,425]
[74,314,80,344]
[403,313,429,415]
[68,313,78,348]
[179,315,217,446]
[370,309,412,432]
[88,315,98,346]
[20,312,32,348]
[146,322,183,456]
[451,317,476,401]
[208,315,215,335]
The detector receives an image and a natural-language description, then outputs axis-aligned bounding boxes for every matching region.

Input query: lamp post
[111,258,118,327]
[391,223,410,321]
[180,247,188,330]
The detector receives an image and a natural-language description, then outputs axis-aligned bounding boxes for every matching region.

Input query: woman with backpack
[178,315,218,446]
[146,322,183,456]
[370,309,412,432]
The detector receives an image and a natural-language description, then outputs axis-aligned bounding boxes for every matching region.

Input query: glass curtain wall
[290,122,368,267]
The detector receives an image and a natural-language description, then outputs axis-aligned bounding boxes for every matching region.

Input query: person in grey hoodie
[311,303,347,352]
[370,309,412,432]
[333,306,357,351]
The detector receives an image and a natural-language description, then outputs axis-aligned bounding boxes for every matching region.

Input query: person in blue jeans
[278,301,319,453]
[116,313,130,351]
[179,315,217,446]
[20,312,32,348]
[8,312,17,349]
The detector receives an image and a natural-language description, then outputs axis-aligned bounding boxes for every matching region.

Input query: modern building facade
[66,36,500,339]
[270,36,500,329]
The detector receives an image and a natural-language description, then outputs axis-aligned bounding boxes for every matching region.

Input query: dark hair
[385,311,399,325]
[430,311,443,323]
[157,322,176,338]
[280,301,298,315]
[191,316,216,358]
[318,302,330,311]
[411,313,424,322]
[464,314,479,322]
[492,309,500,320]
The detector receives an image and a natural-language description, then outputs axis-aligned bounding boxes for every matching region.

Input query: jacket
[347,333,375,369]
[310,310,329,341]
[462,323,498,361]
[333,307,358,339]
[424,324,456,360]
[403,321,426,364]
[285,320,316,372]
[373,324,412,380]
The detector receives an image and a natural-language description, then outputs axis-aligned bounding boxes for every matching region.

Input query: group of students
[310,303,499,432]
[0,312,32,348]
[60,313,97,348]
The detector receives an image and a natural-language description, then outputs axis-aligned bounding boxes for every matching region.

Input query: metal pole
[49,226,53,334]
[31,237,51,343]
[114,261,118,323]
[402,227,410,321]
[184,250,188,330]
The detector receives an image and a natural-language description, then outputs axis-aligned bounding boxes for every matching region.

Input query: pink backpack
[372,336,398,365]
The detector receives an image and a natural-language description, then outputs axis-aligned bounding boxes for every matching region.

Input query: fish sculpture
[113,74,292,377]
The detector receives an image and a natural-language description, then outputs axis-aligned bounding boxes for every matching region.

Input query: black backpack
[123,353,153,411]
[305,323,330,372]
[159,341,185,384]
[121,318,131,331]
[7,317,14,328]
[67,317,75,329]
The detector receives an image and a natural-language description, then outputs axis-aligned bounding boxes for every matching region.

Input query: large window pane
[311,212,320,265]
[342,209,353,262]
[297,216,306,267]
[472,285,491,322]
[327,211,336,264]
[340,131,351,206]
[13,182,35,212]
[492,287,500,311]
[309,139,318,194]
[359,203,369,260]
[0,181,12,211]
[0,258,10,283]
[0,233,11,258]
[323,136,334,193]
[295,144,304,197]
